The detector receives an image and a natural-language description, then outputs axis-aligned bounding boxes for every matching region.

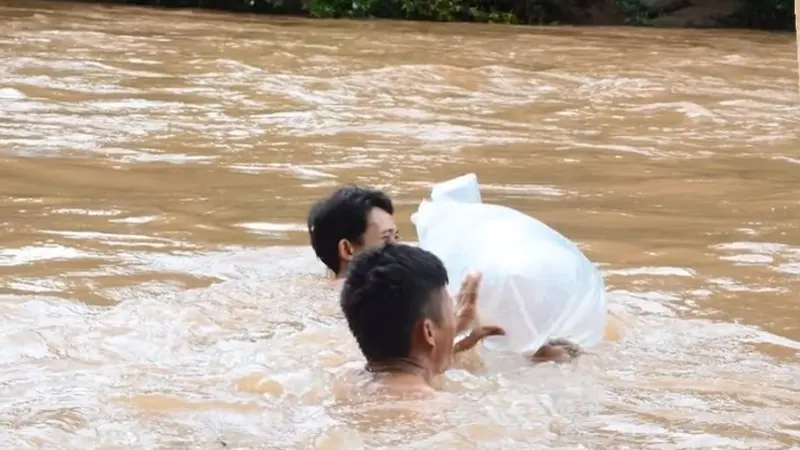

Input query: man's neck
[334,261,348,279]
[366,357,435,391]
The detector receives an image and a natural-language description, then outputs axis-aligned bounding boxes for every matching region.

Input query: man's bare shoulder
[330,362,439,401]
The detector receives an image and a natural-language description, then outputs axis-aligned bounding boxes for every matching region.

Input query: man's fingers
[479,325,505,337]
[457,272,482,305]
[470,273,482,301]
[469,272,482,290]
[457,273,472,296]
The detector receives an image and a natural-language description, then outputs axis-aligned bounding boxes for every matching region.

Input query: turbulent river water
[0,1,799,448]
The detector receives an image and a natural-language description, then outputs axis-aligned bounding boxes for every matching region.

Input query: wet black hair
[307,185,394,275]
[340,243,449,362]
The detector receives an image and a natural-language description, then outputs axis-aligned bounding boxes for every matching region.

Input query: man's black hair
[307,185,394,275]
[340,243,449,363]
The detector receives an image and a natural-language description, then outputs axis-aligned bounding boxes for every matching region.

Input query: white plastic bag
[430,173,482,204]
[411,174,606,356]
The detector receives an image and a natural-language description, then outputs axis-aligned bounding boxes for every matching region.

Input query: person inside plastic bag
[340,242,504,395]
[307,185,582,364]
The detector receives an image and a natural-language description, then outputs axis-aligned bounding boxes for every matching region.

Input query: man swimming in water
[340,242,504,394]
[307,185,398,278]
[307,185,582,363]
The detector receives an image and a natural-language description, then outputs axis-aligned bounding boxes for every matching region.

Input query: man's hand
[453,272,505,353]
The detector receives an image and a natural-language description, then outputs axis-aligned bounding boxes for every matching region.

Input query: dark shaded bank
[48,0,796,30]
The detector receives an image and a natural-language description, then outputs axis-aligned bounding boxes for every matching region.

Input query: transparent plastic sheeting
[412,174,606,355]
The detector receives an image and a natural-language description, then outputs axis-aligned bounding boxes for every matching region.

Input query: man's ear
[337,239,355,262]
[422,318,436,347]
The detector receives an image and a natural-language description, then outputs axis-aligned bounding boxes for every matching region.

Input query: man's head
[307,186,397,277]
[340,243,456,375]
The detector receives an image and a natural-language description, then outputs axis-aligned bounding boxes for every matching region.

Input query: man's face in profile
[337,207,399,275]
[357,207,399,250]
[428,287,456,374]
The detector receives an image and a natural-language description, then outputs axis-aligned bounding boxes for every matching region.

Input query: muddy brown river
[1,1,799,448]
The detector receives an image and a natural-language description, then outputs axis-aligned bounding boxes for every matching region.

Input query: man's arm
[531,338,583,363]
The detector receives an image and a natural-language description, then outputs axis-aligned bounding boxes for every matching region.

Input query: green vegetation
[112,0,795,30]
[738,0,794,29]
[614,0,659,25]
